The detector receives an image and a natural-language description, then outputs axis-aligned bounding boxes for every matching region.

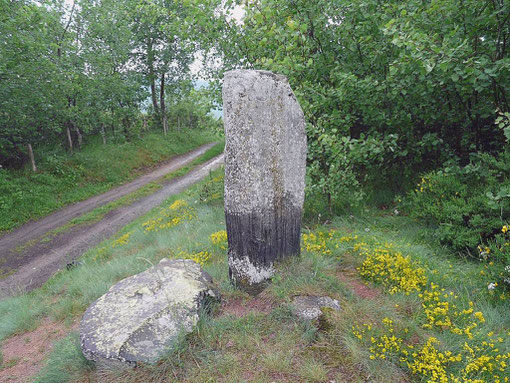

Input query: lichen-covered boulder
[291,295,341,321]
[222,69,307,294]
[80,259,219,369]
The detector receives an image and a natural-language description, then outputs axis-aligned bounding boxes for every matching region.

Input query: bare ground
[0,146,223,299]
[0,318,77,383]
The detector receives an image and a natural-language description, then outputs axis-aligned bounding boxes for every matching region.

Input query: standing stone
[223,69,307,294]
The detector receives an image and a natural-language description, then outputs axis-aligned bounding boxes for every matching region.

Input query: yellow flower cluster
[407,337,462,383]
[356,242,427,294]
[354,317,509,383]
[301,229,358,257]
[302,231,334,255]
[502,225,508,234]
[351,239,509,383]
[415,176,435,193]
[111,231,133,248]
[420,283,485,339]
[142,199,196,233]
[210,230,228,250]
[175,250,212,267]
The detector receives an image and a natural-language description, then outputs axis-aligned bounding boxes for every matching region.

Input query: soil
[0,145,224,299]
[0,318,77,383]
[336,268,381,300]
[220,290,276,317]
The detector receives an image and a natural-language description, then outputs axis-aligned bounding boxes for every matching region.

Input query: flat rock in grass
[291,295,341,321]
[80,259,219,369]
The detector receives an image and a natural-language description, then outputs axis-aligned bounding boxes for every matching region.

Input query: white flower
[393,209,399,215]
[488,282,497,290]
[365,228,370,232]
[505,265,510,273]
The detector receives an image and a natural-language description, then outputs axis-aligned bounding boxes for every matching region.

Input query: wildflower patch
[353,318,509,383]
[174,250,212,267]
[350,241,510,383]
[142,199,196,233]
[420,283,486,339]
[210,230,227,250]
[301,229,358,257]
[111,231,134,248]
[356,242,427,295]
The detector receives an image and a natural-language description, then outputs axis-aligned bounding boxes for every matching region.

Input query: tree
[211,0,510,208]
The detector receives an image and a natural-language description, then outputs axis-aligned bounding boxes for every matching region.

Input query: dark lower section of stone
[225,204,302,292]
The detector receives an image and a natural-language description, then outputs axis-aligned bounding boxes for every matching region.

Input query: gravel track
[0,145,223,299]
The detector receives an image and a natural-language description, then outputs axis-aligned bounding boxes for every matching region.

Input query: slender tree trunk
[74,125,83,151]
[27,143,37,172]
[100,124,107,144]
[147,38,159,116]
[150,74,159,115]
[160,73,168,135]
[66,125,73,154]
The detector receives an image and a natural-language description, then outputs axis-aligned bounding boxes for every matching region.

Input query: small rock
[291,295,341,321]
[80,259,219,369]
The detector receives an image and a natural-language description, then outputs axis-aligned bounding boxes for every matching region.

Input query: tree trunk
[150,75,159,115]
[74,125,83,151]
[66,125,73,154]
[27,143,37,172]
[100,124,107,144]
[147,38,159,116]
[160,73,168,135]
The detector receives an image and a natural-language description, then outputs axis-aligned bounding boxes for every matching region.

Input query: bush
[404,149,510,286]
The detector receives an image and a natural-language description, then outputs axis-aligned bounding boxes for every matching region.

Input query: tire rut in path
[0,150,223,299]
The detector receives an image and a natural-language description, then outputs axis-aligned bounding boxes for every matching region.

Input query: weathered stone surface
[291,296,341,321]
[80,259,218,369]
[222,69,307,294]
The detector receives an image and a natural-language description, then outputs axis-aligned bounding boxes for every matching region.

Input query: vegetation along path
[0,144,223,299]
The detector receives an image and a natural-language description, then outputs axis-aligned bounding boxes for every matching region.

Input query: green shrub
[404,149,510,286]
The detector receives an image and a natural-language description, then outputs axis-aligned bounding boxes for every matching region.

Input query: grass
[1,173,509,382]
[0,129,217,234]
[33,334,92,383]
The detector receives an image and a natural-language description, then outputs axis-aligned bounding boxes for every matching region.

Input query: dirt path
[0,147,223,299]
[0,142,215,255]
